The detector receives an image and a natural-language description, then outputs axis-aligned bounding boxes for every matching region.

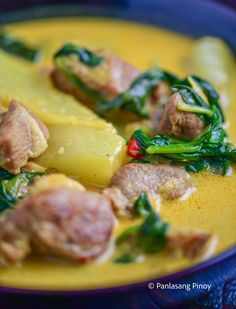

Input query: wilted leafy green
[54,46,106,107]
[185,157,231,175]
[181,75,224,121]
[127,106,235,175]
[134,192,153,217]
[54,44,105,108]
[0,168,44,212]
[116,211,169,255]
[101,69,180,117]
[54,43,104,67]
[0,30,40,62]
[54,44,180,117]
[114,253,135,264]
[136,212,169,253]
[116,225,139,245]
[126,74,236,176]
[172,85,213,124]
[53,42,230,125]
[115,193,169,263]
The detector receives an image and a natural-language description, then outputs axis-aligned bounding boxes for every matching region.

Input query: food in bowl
[0,18,235,290]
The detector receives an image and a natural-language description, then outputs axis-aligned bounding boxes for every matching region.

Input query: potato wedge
[0,50,125,185]
[0,50,107,126]
[36,125,126,186]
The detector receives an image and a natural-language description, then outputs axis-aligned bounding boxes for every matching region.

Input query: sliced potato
[0,50,108,127]
[0,50,125,185]
[36,125,126,186]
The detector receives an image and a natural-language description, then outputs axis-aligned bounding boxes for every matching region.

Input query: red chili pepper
[127,139,143,159]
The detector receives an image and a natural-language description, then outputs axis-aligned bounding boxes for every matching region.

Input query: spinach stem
[176,102,214,117]
[146,143,201,154]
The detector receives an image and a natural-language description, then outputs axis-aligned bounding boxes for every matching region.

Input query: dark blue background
[0,0,235,13]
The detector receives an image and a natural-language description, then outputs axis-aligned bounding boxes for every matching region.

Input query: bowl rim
[0,1,235,22]
[0,245,235,295]
[0,2,235,294]
[0,1,236,51]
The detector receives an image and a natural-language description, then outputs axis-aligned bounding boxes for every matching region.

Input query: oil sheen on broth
[0,18,235,290]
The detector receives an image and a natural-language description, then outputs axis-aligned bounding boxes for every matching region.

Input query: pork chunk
[167,231,217,260]
[151,82,172,106]
[0,100,49,174]
[152,93,205,140]
[51,49,139,105]
[103,163,192,217]
[0,189,114,263]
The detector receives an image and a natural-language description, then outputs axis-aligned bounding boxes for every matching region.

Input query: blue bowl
[0,2,235,308]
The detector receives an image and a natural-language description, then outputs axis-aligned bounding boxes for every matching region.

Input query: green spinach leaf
[54,43,104,67]
[116,211,169,254]
[0,168,45,212]
[182,75,225,121]
[114,254,135,264]
[172,85,213,124]
[101,69,180,117]
[136,211,169,253]
[134,192,153,217]
[0,30,40,62]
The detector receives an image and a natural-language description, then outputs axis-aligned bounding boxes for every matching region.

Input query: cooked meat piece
[150,107,164,132]
[30,112,49,141]
[152,93,205,140]
[166,231,217,260]
[0,100,49,174]
[51,49,139,105]
[158,176,192,200]
[111,163,191,200]
[103,163,192,217]
[0,188,114,264]
[151,82,172,105]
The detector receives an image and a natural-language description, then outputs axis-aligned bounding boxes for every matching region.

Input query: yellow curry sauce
[0,18,235,290]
